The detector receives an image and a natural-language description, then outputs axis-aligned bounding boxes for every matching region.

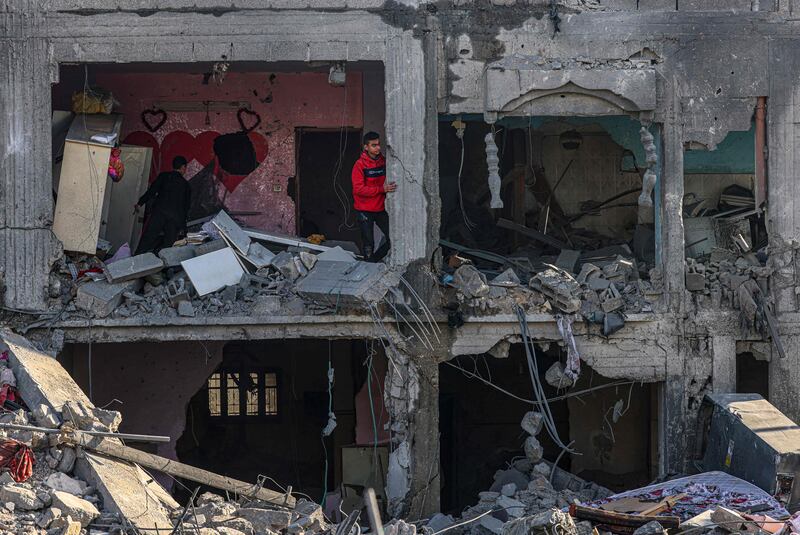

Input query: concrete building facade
[2,0,800,521]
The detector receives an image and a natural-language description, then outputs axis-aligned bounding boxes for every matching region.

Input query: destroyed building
[3,0,800,533]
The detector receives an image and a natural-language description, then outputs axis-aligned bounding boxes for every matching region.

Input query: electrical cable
[456,130,476,230]
[516,305,578,455]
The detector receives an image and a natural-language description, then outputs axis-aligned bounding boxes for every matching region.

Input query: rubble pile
[44,211,401,323]
[437,410,611,535]
[446,251,657,329]
[684,248,771,308]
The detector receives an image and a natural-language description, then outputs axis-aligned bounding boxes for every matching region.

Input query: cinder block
[158,246,196,268]
[75,279,142,318]
[105,253,163,283]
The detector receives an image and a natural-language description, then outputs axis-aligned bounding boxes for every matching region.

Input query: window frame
[207,367,280,420]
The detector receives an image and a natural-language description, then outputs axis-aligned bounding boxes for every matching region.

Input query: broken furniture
[53,113,124,254]
[697,393,800,511]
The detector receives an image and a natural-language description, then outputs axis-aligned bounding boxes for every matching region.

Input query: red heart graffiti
[237,108,261,133]
[141,108,167,133]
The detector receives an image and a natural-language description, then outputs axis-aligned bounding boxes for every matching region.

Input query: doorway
[295,128,363,245]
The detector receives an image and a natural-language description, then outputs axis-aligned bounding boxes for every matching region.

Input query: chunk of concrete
[521,411,544,436]
[178,300,196,317]
[632,520,666,535]
[44,473,87,496]
[211,211,251,256]
[0,485,44,510]
[36,506,61,528]
[490,268,520,288]
[158,246,196,268]
[316,246,357,263]
[52,516,82,535]
[497,495,526,518]
[524,436,543,463]
[194,239,227,256]
[50,491,100,527]
[503,509,577,535]
[545,361,575,389]
[75,279,142,318]
[480,515,505,535]
[57,447,76,474]
[271,251,301,282]
[686,272,705,292]
[105,253,164,283]
[245,242,275,269]
[62,400,121,432]
[237,508,291,530]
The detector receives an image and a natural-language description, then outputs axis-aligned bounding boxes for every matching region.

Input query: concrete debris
[453,265,490,298]
[105,253,164,283]
[545,361,575,389]
[632,520,667,535]
[503,509,578,535]
[75,279,142,318]
[520,411,544,437]
[158,245,197,268]
[49,490,99,527]
[490,268,520,288]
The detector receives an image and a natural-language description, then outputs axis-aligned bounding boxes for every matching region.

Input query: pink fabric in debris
[587,471,789,521]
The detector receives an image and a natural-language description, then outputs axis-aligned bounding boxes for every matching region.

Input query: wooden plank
[53,140,111,253]
[63,430,295,508]
[496,218,566,249]
[570,504,680,533]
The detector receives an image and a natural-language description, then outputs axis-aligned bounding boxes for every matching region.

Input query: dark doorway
[295,129,363,244]
[736,352,769,399]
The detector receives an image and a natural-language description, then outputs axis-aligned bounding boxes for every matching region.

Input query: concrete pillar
[384,31,430,267]
[0,7,60,311]
[662,334,688,474]
[384,350,440,519]
[661,107,686,312]
[711,335,737,394]
[770,334,800,423]
[767,39,800,313]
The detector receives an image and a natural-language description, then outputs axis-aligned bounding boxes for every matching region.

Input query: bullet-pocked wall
[51,62,386,240]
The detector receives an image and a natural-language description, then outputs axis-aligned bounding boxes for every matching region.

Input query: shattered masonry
[1,0,800,531]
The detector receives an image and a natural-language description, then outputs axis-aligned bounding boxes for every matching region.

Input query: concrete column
[767,39,800,313]
[0,9,60,312]
[662,334,688,474]
[770,334,800,423]
[384,350,440,519]
[661,111,686,312]
[384,31,429,267]
[711,335,737,394]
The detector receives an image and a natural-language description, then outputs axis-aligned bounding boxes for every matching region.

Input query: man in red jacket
[351,132,397,262]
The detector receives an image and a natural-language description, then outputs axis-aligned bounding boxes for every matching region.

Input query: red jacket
[351,152,386,212]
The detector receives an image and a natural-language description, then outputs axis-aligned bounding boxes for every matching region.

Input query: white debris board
[181,247,245,296]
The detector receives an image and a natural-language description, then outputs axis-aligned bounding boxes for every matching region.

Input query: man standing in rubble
[134,155,192,254]
[351,132,396,262]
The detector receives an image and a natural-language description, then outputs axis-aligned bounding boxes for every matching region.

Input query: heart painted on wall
[237,108,261,133]
[141,108,167,133]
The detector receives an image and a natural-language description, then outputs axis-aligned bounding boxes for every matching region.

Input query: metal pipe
[755,96,767,209]
[0,423,171,443]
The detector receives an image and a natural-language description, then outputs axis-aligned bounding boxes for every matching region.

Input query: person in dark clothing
[351,132,396,262]
[134,156,192,254]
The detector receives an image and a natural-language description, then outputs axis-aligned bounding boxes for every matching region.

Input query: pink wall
[96,71,364,233]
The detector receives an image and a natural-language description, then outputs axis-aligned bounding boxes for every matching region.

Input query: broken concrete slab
[244,242,275,269]
[0,330,174,532]
[105,253,163,283]
[0,485,44,511]
[453,265,490,298]
[158,245,196,268]
[295,261,401,307]
[182,247,246,296]
[75,279,142,318]
[62,400,121,432]
[211,211,251,256]
[316,246,357,263]
[44,473,88,496]
[178,300,196,317]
